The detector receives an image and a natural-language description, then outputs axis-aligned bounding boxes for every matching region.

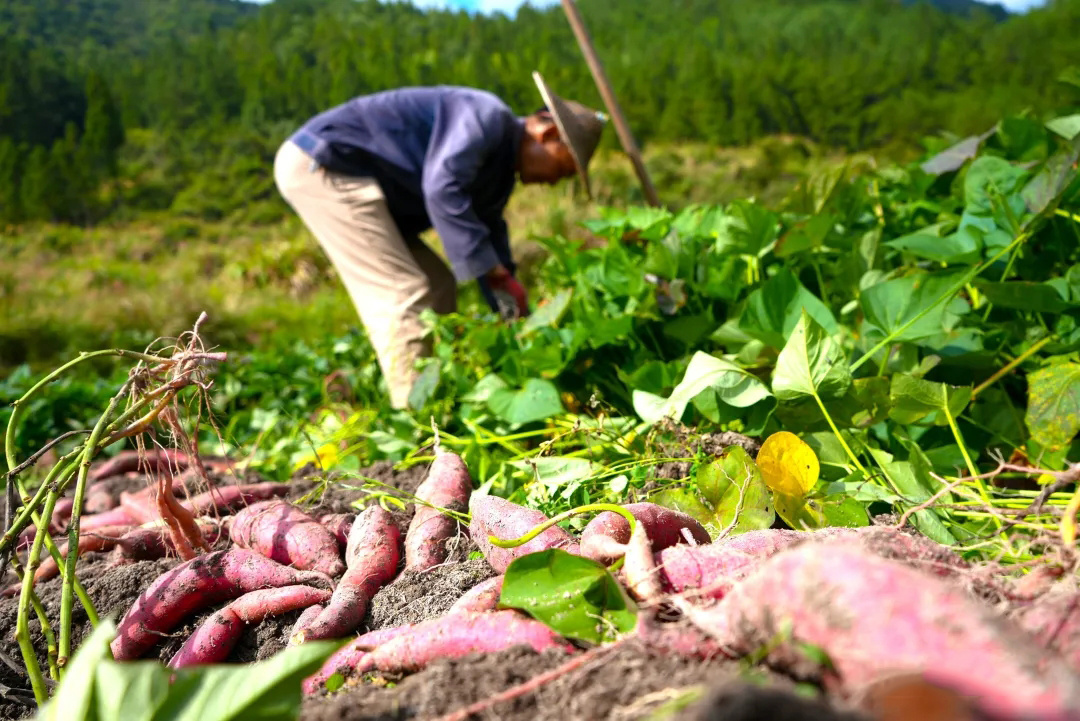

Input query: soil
[0,455,911,721]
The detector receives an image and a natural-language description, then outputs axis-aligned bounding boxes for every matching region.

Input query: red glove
[485,265,529,320]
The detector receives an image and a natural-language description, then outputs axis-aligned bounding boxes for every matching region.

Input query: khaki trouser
[273,140,457,409]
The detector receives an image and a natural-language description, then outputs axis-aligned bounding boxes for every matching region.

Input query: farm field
[4,0,1080,718]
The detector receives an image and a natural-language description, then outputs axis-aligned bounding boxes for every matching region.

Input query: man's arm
[420,95,514,284]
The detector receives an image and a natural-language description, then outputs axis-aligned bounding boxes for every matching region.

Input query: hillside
[0,0,1077,226]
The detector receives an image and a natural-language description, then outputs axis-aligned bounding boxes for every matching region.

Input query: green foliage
[499,548,637,644]
[35,619,337,721]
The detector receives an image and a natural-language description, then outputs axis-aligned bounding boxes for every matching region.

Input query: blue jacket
[288,86,525,284]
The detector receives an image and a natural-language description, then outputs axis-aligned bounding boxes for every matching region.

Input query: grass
[0,136,891,375]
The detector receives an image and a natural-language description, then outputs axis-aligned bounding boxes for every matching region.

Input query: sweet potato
[78,506,142,533]
[319,514,354,549]
[1014,585,1080,671]
[657,526,965,600]
[230,500,345,577]
[290,505,401,643]
[0,524,136,596]
[469,495,580,573]
[89,448,190,482]
[302,610,576,694]
[184,481,290,516]
[580,502,711,565]
[405,449,473,572]
[168,584,333,668]
[683,541,1080,720]
[447,574,504,615]
[113,519,224,561]
[110,548,333,660]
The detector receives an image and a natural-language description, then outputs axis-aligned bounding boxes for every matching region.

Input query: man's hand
[484,264,529,320]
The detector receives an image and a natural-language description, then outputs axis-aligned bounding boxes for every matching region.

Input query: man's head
[518,110,578,186]
[518,72,606,196]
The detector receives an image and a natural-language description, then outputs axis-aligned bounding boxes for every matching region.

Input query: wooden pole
[559,0,662,208]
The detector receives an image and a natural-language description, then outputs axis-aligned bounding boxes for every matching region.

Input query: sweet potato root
[113,519,224,561]
[1013,585,1080,671]
[184,481,290,516]
[405,449,473,572]
[168,584,333,668]
[78,506,142,533]
[447,574,504,615]
[110,547,333,660]
[580,502,711,565]
[683,541,1080,720]
[230,500,345,577]
[89,448,190,482]
[319,513,354,550]
[291,505,401,643]
[302,610,576,694]
[469,495,580,573]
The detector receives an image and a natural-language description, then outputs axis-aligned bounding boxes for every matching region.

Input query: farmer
[274,72,606,410]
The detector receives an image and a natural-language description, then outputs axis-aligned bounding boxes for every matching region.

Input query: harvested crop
[683,541,1080,720]
[168,584,333,668]
[291,505,401,643]
[469,495,579,573]
[580,502,711,565]
[319,513,354,549]
[110,547,333,660]
[88,448,190,482]
[302,610,576,694]
[447,574,504,615]
[405,448,473,572]
[230,500,345,577]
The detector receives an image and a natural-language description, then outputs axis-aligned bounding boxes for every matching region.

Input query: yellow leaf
[756,431,820,498]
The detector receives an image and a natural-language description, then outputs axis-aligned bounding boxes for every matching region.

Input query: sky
[248,0,1049,14]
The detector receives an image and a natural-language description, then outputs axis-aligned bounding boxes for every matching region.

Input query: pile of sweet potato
[16,445,1080,720]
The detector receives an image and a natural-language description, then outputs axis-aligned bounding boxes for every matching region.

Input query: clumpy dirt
[0,453,875,721]
[648,424,762,485]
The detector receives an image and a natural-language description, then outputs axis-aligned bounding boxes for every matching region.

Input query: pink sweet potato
[183,481,290,516]
[89,448,189,482]
[469,495,580,573]
[168,584,333,668]
[405,449,473,572]
[230,500,345,577]
[1013,585,1080,671]
[110,547,333,660]
[291,505,401,643]
[447,574,504,615]
[683,541,1080,720]
[78,506,141,533]
[113,519,224,561]
[303,610,576,694]
[2,524,136,596]
[580,502,711,565]
[319,514,354,550]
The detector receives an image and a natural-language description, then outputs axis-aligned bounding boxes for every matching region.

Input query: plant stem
[15,490,61,703]
[971,335,1054,399]
[811,393,867,476]
[850,233,1027,372]
[488,503,637,548]
[59,387,128,669]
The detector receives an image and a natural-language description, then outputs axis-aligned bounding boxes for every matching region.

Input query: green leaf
[739,267,837,349]
[817,494,871,528]
[93,660,171,721]
[1026,360,1080,451]
[499,549,637,644]
[406,360,441,409]
[156,641,338,721]
[772,311,852,402]
[974,281,1071,313]
[509,457,603,499]
[519,288,573,335]
[889,374,972,426]
[773,493,827,531]
[885,227,981,265]
[654,445,774,537]
[487,378,564,426]
[861,271,967,343]
[869,450,956,545]
[1047,115,1080,141]
[632,351,772,425]
[37,618,117,721]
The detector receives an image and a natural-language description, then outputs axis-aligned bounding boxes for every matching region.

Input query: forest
[1,0,1079,226]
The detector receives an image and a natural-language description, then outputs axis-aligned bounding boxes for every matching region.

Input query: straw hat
[532,71,607,198]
